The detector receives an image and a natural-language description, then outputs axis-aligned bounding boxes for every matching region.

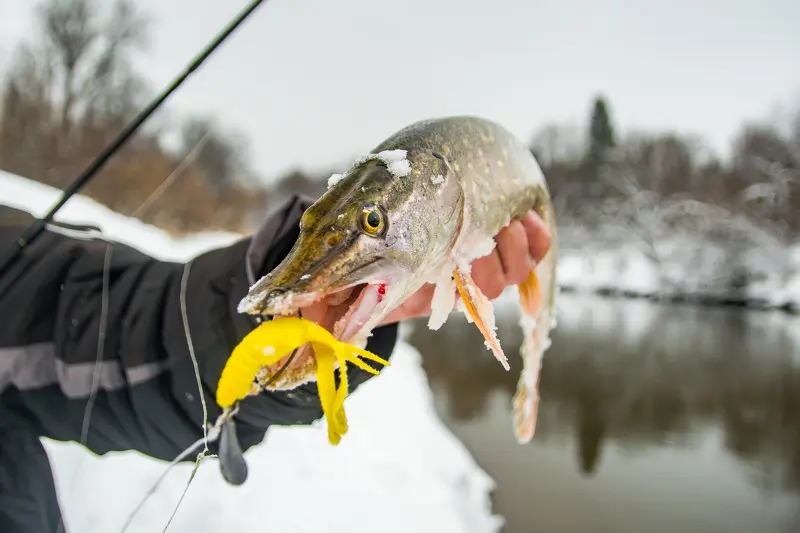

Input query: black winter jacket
[0,195,399,532]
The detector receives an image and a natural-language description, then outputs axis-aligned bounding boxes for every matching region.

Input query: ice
[0,170,502,533]
[431,174,445,185]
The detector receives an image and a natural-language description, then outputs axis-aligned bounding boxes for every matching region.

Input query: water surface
[408,294,800,533]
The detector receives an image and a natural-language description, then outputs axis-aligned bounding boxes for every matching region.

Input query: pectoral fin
[453,267,509,371]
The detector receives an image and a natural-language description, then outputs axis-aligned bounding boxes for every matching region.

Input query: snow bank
[0,171,501,533]
[45,340,501,533]
[554,232,800,313]
[0,169,239,261]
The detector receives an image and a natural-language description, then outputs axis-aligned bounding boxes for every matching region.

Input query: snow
[0,170,239,261]
[0,170,502,533]
[553,235,800,312]
[45,340,501,533]
[327,173,344,188]
[367,149,412,178]
[325,149,411,190]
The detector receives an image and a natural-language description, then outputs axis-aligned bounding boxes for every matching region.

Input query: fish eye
[359,204,385,237]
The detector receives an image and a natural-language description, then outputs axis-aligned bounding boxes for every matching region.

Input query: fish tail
[512,217,557,443]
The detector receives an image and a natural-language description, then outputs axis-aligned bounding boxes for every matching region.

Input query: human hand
[378,210,552,325]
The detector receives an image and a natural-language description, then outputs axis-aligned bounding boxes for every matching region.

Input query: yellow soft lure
[216,317,390,445]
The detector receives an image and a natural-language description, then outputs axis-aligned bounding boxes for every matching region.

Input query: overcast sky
[1,0,798,182]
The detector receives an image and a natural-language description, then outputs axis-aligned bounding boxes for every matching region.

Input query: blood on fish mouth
[303,282,388,343]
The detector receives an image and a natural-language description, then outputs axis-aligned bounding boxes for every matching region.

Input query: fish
[238,115,558,443]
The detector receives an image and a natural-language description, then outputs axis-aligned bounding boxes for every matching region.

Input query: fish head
[238,151,455,342]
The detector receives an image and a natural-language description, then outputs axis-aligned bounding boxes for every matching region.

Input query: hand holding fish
[228,116,559,446]
[378,210,552,325]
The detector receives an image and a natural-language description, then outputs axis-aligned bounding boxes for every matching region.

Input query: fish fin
[427,272,457,331]
[512,265,555,444]
[453,267,509,371]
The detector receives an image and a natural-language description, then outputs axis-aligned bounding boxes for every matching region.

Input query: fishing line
[131,132,212,221]
[53,240,114,533]
[180,260,211,450]
[121,274,301,532]
[52,122,213,533]
[0,0,271,279]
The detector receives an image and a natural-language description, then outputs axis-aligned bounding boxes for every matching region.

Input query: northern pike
[236,116,558,443]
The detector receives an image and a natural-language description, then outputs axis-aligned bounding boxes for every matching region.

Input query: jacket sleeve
[0,196,399,462]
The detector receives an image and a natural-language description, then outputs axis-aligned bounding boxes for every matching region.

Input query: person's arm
[0,196,399,462]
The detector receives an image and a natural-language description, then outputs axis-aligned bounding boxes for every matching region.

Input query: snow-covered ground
[1,170,502,533]
[0,170,239,261]
[555,208,800,312]
[557,244,800,310]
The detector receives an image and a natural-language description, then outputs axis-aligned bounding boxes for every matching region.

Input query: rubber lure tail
[216,316,390,445]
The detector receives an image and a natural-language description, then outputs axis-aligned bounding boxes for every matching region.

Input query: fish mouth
[242,280,391,392]
[239,266,392,345]
[245,281,390,343]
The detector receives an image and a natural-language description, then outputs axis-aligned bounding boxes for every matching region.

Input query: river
[407,293,800,533]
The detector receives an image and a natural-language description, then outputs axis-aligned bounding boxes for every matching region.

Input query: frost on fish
[327,173,344,189]
[325,150,412,192]
[351,149,412,178]
[370,149,412,178]
[237,286,296,314]
[237,290,265,314]
[453,267,509,371]
[430,174,445,185]
[427,263,458,330]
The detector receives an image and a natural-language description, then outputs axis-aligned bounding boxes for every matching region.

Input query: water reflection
[408,294,800,533]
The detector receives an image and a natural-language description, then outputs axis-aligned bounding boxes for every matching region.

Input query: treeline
[2,0,798,241]
[530,97,800,239]
[0,0,267,234]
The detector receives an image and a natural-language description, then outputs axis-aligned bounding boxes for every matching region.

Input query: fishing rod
[0,0,269,278]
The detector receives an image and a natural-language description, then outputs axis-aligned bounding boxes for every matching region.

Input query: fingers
[471,251,506,300]
[520,211,552,264]
[495,219,531,285]
[471,211,551,301]
[377,209,553,323]
[400,282,436,318]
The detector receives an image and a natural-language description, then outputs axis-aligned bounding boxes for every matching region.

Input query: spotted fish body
[241,116,558,443]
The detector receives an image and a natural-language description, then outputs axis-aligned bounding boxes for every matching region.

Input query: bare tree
[0,0,150,186]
